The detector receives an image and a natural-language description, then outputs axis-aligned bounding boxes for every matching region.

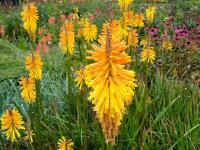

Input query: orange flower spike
[59,21,75,54]
[133,13,144,27]
[85,23,137,144]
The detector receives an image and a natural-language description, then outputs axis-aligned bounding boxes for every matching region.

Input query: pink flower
[89,15,95,22]
[46,33,52,43]
[36,42,49,54]
[95,7,101,16]
[60,14,66,22]
[0,25,5,35]
[68,13,74,21]
[149,26,159,35]
[43,44,49,54]
[48,16,56,24]
[36,42,42,54]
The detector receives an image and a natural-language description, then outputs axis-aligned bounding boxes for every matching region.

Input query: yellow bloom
[140,38,149,47]
[141,46,156,63]
[122,11,134,25]
[25,53,43,80]
[75,67,85,89]
[118,22,130,38]
[57,136,73,150]
[133,13,144,27]
[102,20,121,40]
[118,0,133,11]
[24,130,35,143]
[83,22,97,42]
[19,76,36,103]
[118,12,134,38]
[162,40,172,50]
[146,6,156,23]
[59,21,75,54]
[21,3,39,39]
[1,108,25,141]
[73,7,79,20]
[77,28,83,38]
[85,23,137,144]
[128,29,138,47]
[80,17,89,26]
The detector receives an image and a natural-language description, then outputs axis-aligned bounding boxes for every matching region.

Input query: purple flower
[149,26,159,35]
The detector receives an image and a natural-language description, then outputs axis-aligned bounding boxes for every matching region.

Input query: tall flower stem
[77,39,88,149]
[79,88,88,150]
[129,45,134,68]
[106,143,112,150]
[30,37,43,147]
[138,63,148,148]
[66,53,72,114]
[78,39,83,62]
[35,80,42,147]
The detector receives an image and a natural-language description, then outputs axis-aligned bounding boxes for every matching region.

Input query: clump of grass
[0,39,25,79]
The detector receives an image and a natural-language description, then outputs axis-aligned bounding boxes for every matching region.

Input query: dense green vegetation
[0,0,199,149]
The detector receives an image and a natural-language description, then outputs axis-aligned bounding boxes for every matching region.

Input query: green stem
[106,143,112,150]
[78,39,83,62]
[35,80,42,147]
[82,89,88,150]
[66,54,72,113]
[0,134,4,149]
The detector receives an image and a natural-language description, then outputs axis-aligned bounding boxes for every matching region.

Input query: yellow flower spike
[1,108,25,142]
[122,11,134,25]
[118,21,130,38]
[146,6,156,23]
[118,12,134,38]
[21,3,39,39]
[83,21,97,42]
[59,21,75,54]
[162,40,172,50]
[140,38,149,48]
[102,20,121,40]
[77,28,83,38]
[73,7,79,20]
[57,136,74,150]
[85,23,137,144]
[118,0,133,11]
[24,130,35,143]
[133,13,144,27]
[25,53,43,80]
[75,67,85,89]
[80,17,89,26]
[141,46,156,63]
[128,29,139,47]
[19,76,36,103]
